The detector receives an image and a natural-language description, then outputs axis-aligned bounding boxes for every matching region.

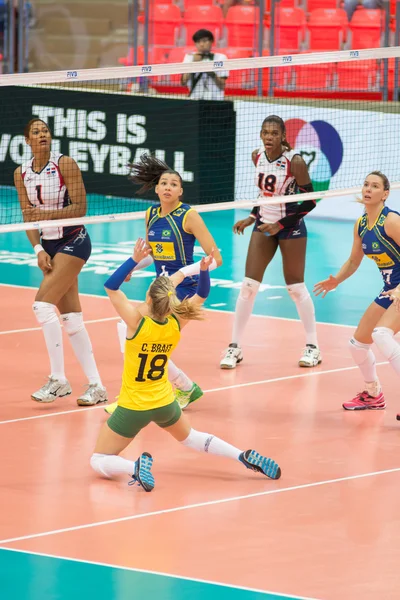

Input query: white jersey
[254,148,299,224]
[21,152,71,240]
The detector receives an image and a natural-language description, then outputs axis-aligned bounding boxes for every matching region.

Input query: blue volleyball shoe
[239,450,281,480]
[128,452,155,492]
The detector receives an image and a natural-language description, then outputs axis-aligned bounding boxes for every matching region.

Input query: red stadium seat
[148,4,182,47]
[308,8,347,51]
[350,9,383,49]
[274,7,306,54]
[336,60,379,90]
[294,63,333,89]
[225,47,255,89]
[306,0,338,12]
[184,0,215,6]
[225,6,260,48]
[183,5,223,44]
[118,46,170,67]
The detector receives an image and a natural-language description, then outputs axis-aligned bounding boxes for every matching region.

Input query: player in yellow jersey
[90,239,281,491]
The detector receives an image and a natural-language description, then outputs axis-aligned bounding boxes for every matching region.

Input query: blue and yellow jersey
[146,202,196,276]
[358,206,400,288]
[118,314,181,411]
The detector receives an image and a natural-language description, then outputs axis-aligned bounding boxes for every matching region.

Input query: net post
[7,0,15,74]
[382,0,390,101]
[128,0,139,66]
[268,0,277,97]
[256,0,265,97]
[142,0,150,93]
[395,0,400,102]
[17,0,24,73]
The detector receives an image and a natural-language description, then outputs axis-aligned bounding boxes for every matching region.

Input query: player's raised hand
[133,238,151,264]
[313,275,338,298]
[200,248,215,271]
[233,217,254,235]
[381,286,400,311]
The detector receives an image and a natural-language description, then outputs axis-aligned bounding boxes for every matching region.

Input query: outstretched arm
[104,239,151,328]
[175,252,213,329]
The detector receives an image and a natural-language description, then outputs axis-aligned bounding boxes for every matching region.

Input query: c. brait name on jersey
[141,343,173,353]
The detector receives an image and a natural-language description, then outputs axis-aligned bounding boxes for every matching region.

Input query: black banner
[0,86,236,206]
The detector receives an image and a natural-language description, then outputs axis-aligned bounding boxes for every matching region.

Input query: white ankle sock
[232,277,260,346]
[33,301,66,383]
[372,327,400,376]
[61,313,102,386]
[90,453,135,478]
[181,429,242,461]
[169,359,193,392]
[348,337,381,396]
[286,283,318,346]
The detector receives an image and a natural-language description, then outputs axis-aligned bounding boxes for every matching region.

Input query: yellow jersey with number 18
[117,314,181,411]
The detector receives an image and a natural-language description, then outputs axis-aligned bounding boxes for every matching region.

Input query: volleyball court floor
[1,210,400,600]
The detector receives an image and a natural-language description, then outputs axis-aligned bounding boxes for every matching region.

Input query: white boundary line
[0,361,389,426]
[0,548,319,600]
[0,466,399,546]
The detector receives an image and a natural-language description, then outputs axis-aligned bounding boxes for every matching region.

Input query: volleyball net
[0,46,400,232]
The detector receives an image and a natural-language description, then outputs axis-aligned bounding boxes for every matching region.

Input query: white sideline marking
[0,360,389,426]
[0,547,319,599]
[0,466,399,546]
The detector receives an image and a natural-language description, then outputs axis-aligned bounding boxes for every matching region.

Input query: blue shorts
[175,277,198,301]
[374,287,394,309]
[42,227,92,263]
[254,218,307,240]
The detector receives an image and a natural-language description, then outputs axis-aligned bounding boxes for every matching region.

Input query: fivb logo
[350,50,359,58]
[66,71,78,78]
[141,65,152,73]
[213,61,224,68]
[282,56,292,64]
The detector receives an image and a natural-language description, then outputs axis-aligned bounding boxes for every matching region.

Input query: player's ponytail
[149,277,204,322]
[128,153,183,194]
[262,115,292,151]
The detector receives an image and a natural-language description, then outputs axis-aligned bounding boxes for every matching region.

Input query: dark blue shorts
[254,218,307,240]
[175,277,198,301]
[374,287,394,309]
[42,227,92,263]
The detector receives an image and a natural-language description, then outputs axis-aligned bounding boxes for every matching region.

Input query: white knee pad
[372,327,394,343]
[117,319,127,354]
[372,327,396,358]
[286,282,310,303]
[240,277,260,300]
[61,312,84,336]
[32,301,59,326]
[90,453,110,478]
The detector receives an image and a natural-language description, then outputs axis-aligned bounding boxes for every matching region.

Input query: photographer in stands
[181,29,228,100]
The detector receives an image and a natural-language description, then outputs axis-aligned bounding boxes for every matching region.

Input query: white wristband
[34,244,44,256]
[179,258,218,278]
